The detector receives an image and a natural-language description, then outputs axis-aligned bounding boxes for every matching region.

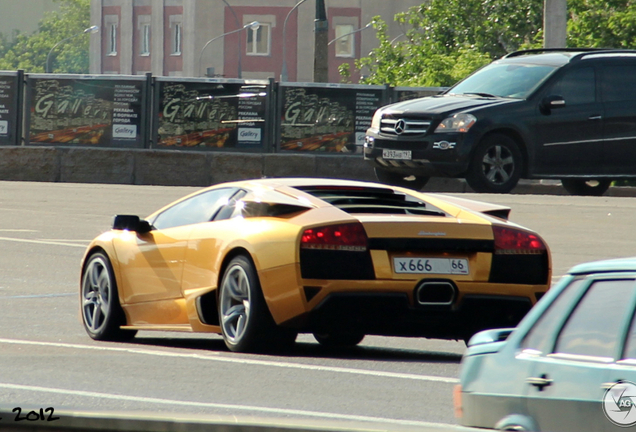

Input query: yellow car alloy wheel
[219,255,297,353]
[219,258,253,346]
[81,252,136,341]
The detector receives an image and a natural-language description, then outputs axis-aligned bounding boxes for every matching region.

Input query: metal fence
[1,71,445,154]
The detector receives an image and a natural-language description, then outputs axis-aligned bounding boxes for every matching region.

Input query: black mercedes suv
[365,48,636,195]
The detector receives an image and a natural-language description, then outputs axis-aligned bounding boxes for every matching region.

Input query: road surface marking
[0,382,455,429]
[0,236,87,248]
[0,338,459,384]
[1,293,76,299]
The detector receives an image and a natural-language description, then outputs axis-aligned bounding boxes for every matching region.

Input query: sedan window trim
[547,352,614,364]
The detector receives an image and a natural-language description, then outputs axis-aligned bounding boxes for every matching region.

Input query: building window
[246,23,270,56]
[141,24,150,55]
[170,16,182,56]
[138,15,151,56]
[105,15,118,56]
[335,24,354,58]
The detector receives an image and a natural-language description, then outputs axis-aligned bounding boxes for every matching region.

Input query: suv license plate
[394,257,469,275]
[383,149,412,160]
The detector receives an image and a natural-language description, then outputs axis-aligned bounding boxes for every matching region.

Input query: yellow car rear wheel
[219,255,297,353]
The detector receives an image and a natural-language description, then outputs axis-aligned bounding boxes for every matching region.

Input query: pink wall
[328,8,362,83]
[224,6,295,80]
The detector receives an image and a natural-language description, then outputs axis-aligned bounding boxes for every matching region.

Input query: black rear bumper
[295,292,533,341]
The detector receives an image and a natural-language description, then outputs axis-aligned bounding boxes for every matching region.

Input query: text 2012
[0,407,60,422]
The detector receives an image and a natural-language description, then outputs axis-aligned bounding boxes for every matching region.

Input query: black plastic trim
[300,249,375,280]
[368,238,494,253]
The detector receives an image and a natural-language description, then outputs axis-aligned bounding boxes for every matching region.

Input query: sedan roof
[569,256,636,275]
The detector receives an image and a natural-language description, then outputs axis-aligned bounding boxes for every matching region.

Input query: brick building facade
[90,0,422,82]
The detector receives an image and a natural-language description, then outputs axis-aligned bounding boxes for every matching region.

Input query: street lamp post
[198,21,260,77]
[280,0,309,82]
[45,25,99,73]
[221,0,244,79]
[327,22,372,46]
[313,0,328,83]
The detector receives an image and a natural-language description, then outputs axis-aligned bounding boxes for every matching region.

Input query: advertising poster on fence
[279,85,383,153]
[26,76,146,148]
[0,73,19,146]
[155,80,268,150]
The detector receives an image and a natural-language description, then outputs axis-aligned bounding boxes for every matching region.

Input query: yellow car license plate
[393,257,469,275]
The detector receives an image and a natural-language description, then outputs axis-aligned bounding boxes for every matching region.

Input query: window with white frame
[105,15,118,56]
[138,15,151,56]
[246,23,270,56]
[335,24,355,58]
[170,15,182,55]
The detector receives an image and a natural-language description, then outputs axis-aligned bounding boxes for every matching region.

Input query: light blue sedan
[456,257,636,431]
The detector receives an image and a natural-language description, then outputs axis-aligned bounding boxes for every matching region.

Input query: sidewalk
[424,178,636,197]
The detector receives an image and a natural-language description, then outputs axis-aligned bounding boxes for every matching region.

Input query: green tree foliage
[0,0,91,73]
[351,0,544,87]
[567,0,636,48]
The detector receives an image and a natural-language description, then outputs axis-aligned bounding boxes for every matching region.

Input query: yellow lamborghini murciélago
[80,178,550,352]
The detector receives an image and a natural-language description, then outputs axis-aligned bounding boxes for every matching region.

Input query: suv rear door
[533,65,603,176]
[600,59,636,175]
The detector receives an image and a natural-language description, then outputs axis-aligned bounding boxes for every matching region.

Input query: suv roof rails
[504,48,604,58]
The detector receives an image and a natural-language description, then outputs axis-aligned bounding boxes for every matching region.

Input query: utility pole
[313,0,328,82]
[543,0,567,48]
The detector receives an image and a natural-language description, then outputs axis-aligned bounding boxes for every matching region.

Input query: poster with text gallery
[0,73,20,146]
[154,80,268,150]
[26,76,146,148]
[279,85,384,153]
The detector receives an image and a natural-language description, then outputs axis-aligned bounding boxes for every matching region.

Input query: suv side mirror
[540,94,566,113]
[113,215,153,234]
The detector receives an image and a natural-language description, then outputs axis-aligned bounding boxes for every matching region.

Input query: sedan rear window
[555,279,635,359]
[521,278,586,354]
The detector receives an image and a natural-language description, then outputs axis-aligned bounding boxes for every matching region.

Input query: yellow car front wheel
[81,252,136,342]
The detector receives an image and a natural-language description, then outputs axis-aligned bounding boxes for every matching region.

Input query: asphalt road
[1,181,635,430]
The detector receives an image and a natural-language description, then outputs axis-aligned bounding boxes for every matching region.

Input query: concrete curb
[0,409,481,432]
[1,146,635,197]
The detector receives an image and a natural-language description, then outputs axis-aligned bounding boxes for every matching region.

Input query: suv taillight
[493,226,546,255]
[301,223,368,252]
